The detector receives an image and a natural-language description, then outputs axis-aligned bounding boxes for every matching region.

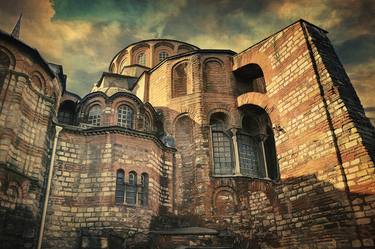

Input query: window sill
[211,174,279,183]
[115,203,149,209]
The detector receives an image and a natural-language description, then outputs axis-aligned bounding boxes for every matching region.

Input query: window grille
[115,170,125,204]
[139,173,149,206]
[117,105,133,128]
[126,172,137,205]
[237,133,261,177]
[211,120,234,175]
[159,51,168,62]
[137,53,146,65]
[88,105,101,126]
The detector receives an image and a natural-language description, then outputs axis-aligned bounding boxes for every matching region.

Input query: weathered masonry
[0,19,374,249]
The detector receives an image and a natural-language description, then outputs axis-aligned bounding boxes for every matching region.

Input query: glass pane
[118,105,133,128]
[88,105,101,126]
[115,171,125,204]
[238,134,261,177]
[212,130,233,175]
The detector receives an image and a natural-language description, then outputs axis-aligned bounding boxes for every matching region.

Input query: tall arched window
[126,171,137,205]
[172,62,188,98]
[88,105,101,126]
[144,115,151,131]
[139,173,149,206]
[238,105,278,179]
[137,53,146,66]
[210,113,234,175]
[237,115,262,177]
[115,169,125,204]
[117,105,134,128]
[158,51,168,62]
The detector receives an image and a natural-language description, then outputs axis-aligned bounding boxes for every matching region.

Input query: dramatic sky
[0,0,374,123]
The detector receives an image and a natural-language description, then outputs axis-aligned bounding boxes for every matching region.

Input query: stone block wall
[44,129,174,248]
[0,39,62,249]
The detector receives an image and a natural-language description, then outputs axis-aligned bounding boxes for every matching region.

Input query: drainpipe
[37,125,63,249]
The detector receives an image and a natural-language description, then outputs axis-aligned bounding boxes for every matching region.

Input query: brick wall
[44,130,174,248]
[0,39,62,249]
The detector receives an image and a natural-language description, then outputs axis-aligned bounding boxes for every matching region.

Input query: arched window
[144,115,151,131]
[234,64,266,95]
[139,173,149,206]
[172,62,188,98]
[158,51,168,62]
[117,105,134,128]
[237,115,262,177]
[210,113,234,175]
[238,105,278,179]
[137,53,146,66]
[126,171,137,205]
[88,105,101,126]
[58,101,76,125]
[115,169,125,204]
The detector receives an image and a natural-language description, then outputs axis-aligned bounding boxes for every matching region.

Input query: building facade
[0,19,374,249]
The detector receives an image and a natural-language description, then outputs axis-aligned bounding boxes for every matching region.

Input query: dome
[109,39,199,76]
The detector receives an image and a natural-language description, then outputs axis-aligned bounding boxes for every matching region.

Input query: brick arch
[213,187,238,216]
[30,71,50,96]
[0,45,16,69]
[237,92,281,125]
[233,51,272,84]
[203,58,226,93]
[171,61,188,98]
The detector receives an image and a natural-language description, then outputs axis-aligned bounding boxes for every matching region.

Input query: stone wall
[43,129,174,248]
[0,38,62,249]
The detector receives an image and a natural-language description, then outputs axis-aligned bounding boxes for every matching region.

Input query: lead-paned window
[158,51,168,62]
[115,170,125,204]
[211,120,234,175]
[139,173,149,206]
[137,53,146,66]
[126,172,137,205]
[117,105,133,128]
[88,105,101,126]
[237,133,261,177]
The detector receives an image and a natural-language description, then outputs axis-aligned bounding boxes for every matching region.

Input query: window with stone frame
[238,105,278,179]
[126,171,137,205]
[138,173,149,206]
[210,113,234,175]
[88,105,101,126]
[158,51,168,62]
[115,169,125,204]
[237,115,262,177]
[117,104,134,128]
[137,52,146,66]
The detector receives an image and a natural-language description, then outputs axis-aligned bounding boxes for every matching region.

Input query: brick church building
[0,19,374,248]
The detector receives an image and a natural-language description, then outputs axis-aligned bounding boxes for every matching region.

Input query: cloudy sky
[0,0,374,123]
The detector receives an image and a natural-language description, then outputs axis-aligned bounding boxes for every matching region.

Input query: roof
[0,29,66,92]
[109,38,200,71]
